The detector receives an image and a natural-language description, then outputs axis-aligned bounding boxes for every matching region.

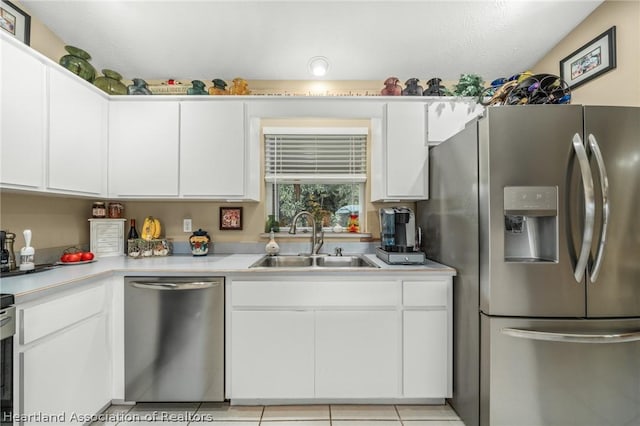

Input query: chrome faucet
[289,211,324,255]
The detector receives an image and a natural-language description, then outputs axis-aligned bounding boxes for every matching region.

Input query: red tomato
[66,253,82,262]
[81,252,94,261]
[60,254,71,262]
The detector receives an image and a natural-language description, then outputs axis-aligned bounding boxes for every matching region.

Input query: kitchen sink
[249,255,379,269]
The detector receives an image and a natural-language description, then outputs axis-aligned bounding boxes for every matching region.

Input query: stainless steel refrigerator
[417,105,640,426]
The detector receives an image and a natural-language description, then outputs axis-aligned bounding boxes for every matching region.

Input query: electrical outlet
[183,219,192,233]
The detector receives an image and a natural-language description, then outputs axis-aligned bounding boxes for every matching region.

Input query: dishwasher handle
[130,281,221,291]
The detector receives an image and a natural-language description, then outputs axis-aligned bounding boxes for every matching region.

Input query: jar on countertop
[108,202,124,218]
[189,228,211,256]
[92,201,106,218]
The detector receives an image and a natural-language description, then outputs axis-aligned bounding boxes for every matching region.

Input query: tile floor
[93,402,465,426]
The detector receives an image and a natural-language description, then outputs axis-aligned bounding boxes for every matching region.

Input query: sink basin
[251,255,314,268]
[314,256,378,268]
[249,255,379,269]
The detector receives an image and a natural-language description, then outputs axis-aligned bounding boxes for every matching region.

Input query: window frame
[263,126,369,234]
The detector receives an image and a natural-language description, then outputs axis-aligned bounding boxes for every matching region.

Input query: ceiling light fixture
[308,56,329,77]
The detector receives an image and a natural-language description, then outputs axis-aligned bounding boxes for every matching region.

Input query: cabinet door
[48,68,107,195]
[231,311,314,398]
[108,101,179,197]
[0,38,46,188]
[403,310,448,397]
[21,315,110,425]
[383,102,428,199]
[180,102,245,198]
[315,310,400,398]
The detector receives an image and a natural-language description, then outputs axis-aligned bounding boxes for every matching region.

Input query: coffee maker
[376,207,425,264]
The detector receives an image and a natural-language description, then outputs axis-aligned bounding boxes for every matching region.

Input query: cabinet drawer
[94,226,121,237]
[21,285,106,344]
[232,280,399,307]
[96,237,120,244]
[403,280,449,307]
[96,243,120,252]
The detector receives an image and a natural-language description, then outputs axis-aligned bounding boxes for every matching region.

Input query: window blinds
[264,133,367,183]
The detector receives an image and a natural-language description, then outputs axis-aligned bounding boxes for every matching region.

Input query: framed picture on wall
[0,1,30,45]
[560,26,616,89]
[220,207,243,230]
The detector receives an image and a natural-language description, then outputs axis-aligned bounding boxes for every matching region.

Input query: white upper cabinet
[48,67,107,195]
[0,36,46,189]
[108,101,180,197]
[372,102,429,201]
[180,101,251,199]
[427,100,484,145]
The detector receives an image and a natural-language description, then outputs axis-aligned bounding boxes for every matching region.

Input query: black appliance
[1,294,15,426]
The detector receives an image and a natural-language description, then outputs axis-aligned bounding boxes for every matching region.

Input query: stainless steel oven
[1,294,15,426]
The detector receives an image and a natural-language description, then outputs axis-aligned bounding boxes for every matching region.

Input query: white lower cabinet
[21,315,110,424]
[228,275,452,402]
[403,310,448,397]
[16,281,112,423]
[231,311,315,398]
[315,310,399,398]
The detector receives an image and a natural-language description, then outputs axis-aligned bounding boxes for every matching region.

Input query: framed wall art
[560,26,616,89]
[220,207,243,230]
[0,1,30,45]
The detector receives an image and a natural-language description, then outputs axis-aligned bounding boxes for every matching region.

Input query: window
[264,127,367,231]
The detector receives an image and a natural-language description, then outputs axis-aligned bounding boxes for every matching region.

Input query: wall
[11,0,66,62]
[531,0,639,106]
[0,192,92,259]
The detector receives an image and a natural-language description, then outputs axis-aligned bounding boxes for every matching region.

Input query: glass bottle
[347,213,360,233]
[128,219,139,239]
[94,69,127,95]
[265,214,280,233]
[187,80,208,95]
[59,45,97,83]
[127,78,153,95]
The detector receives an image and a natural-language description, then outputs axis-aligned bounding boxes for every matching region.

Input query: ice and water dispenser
[503,186,558,262]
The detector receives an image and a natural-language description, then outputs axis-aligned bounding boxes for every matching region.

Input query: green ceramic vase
[94,69,127,95]
[59,45,96,83]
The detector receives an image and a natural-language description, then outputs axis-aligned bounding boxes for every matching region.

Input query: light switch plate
[183,219,192,233]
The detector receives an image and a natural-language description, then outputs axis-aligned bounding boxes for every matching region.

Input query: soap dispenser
[265,231,280,256]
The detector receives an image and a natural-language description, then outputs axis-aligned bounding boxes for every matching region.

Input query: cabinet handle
[502,327,640,344]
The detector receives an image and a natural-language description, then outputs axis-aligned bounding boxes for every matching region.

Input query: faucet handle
[335,247,343,256]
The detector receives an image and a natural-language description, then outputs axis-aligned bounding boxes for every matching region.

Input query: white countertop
[0,254,455,302]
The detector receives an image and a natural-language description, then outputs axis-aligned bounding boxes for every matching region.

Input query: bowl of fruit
[57,247,96,265]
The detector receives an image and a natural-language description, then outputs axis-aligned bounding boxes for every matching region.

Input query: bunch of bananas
[141,216,162,240]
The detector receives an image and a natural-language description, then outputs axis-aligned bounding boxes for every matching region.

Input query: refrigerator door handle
[587,134,609,283]
[502,327,640,344]
[571,133,595,283]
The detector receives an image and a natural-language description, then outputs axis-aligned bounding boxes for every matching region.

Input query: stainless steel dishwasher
[124,277,224,402]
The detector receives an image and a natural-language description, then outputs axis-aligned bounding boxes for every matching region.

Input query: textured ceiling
[22,0,603,82]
